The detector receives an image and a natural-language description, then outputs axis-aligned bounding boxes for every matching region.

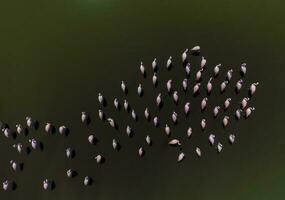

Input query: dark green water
[0,0,284,199]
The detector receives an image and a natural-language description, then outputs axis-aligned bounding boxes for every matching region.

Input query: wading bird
[196,147,202,157]
[229,134,235,144]
[165,124,171,137]
[168,139,181,146]
[240,63,246,76]
[245,107,255,118]
[209,134,215,146]
[207,77,213,94]
[213,106,220,118]
[201,97,208,111]
[226,69,233,81]
[191,46,200,55]
[249,82,259,96]
[177,152,185,162]
[187,127,192,138]
[152,73,158,86]
[166,56,172,70]
[222,116,229,128]
[213,64,222,77]
[182,49,188,63]
[140,62,145,76]
[152,58,158,71]
[224,98,231,110]
[236,79,243,93]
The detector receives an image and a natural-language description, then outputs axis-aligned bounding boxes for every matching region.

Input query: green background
[0,0,284,199]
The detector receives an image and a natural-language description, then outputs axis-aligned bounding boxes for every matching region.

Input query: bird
[10,160,19,172]
[224,98,231,110]
[171,112,178,124]
[2,180,10,191]
[217,143,223,153]
[152,73,158,86]
[28,138,38,149]
[94,155,104,163]
[114,98,120,110]
[209,134,215,146]
[66,147,75,159]
[138,147,145,157]
[43,179,52,190]
[187,127,192,138]
[201,119,206,130]
[144,107,150,120]
[213,106,220,118]
[226,69,233,81]
[152,58,158,71]
[45,123,54,134]
[190,46,200,55]
[220,81,228,93]
[184,102,190,116]
[15,124,24,135]
[137,84,143,96]
[229,134,235,144]
[177,152,185,162]
[156,93,162,107]
[81,112,89,124]
[166,56,172,70]
[98,109,105,120]
[98,93,104,105]
[88,135,96,144]
[26,116,35,129]
[173,91,179,104]
[245,107,255,118]
[124,99,129,111]
[168,139,181,146]
[126,125,133,137]
[2,127,12,138]
[107,118,116,128]
[200,56,206,69]
[195,69,203,82]
[182,78,188,92]
[59,125,68,136]
[13,143,23,154]
[240,63,247,76]
[213,64,222,77]
[146,135,152,145]
[140,62,145,76]
[121,81,127,94]
[201,97,208,111]
[193,83,201,95]
[206,77,213,94]
[222,116,229,128]
[185,63,191,76]
[84,176,92,186]
[153,116,159,127]
[66,169,76,178]
[236,79,243,93]
[165,124,171,137]
[235,109,243,120]
[112,139,119,150]
[131,109,137,121]
[240,97,250,109]
[182,49,188,63]
[196,147,202,157]
[249,82,259,96]
[166,79,172,93]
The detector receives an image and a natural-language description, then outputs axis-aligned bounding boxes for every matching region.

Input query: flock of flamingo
[1,46,259,191]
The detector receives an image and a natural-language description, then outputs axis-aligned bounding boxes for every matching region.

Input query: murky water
[0,0,284,199]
